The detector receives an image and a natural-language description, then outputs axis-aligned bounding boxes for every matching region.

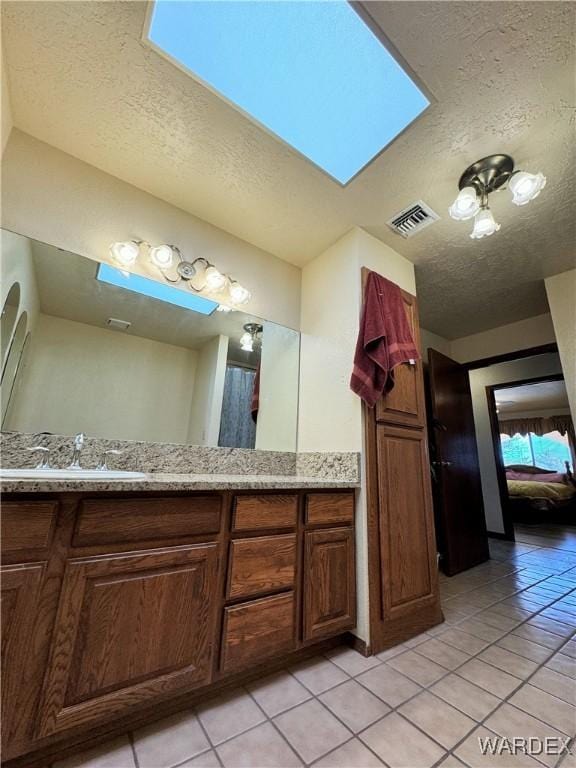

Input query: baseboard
[346,632,371,657]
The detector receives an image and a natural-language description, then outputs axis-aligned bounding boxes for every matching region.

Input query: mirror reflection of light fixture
[240,323,262,352]
[106,241,252,306]
[449,155,546,239]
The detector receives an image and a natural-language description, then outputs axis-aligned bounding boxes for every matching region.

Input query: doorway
[486,374,576,542]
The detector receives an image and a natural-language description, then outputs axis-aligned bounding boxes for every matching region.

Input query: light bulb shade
[470,208,501,239]
[240,332,254,352]
[509,171,546,206]
[229,282,251,305]
[109,241,140,267]
[204,266,227,291]
[449,186,480,221]
[149,244,174,269]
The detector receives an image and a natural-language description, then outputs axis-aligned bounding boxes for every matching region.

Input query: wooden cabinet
[226,534,296,600]
[303,528,355,642]
[38,543,219,737]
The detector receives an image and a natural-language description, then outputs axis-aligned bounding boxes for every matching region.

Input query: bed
[505,463,576,523]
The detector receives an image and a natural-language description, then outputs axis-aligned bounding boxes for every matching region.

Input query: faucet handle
[96,449,123,471]
[27,446,52,469]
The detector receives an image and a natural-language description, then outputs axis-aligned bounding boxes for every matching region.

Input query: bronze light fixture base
[458,154,515,194]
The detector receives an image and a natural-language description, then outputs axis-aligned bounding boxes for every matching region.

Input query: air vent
[106,318,131,331]
[387,200,440,238]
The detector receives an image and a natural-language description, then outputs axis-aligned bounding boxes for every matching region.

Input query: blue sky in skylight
[148,1,429,184]
[97,264,218,315]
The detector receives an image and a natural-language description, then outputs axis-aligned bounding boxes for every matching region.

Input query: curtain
[498,417,546,437]
[550,414,576,470]
[218,365,257,449]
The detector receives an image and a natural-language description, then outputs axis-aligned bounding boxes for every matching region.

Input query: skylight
[147,1,430,185]
[97,264,218,315]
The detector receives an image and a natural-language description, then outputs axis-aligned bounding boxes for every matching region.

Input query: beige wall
[469,353,563,534]
[420,328,451,363]
[1,130,301,330]
[450,313,556,364]
[545,270,576,418]
[6,313,199,443]
[187,334,228,446]
[1,46,12,156]
[298,226,417,643]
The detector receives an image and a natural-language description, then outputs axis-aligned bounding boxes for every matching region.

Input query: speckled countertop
[0,472,360,494]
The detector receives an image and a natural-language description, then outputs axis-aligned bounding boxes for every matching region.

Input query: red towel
[251,364,260,423]
[350,271,420,407]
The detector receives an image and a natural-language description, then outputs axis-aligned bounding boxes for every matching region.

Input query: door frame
[485,372,565,539]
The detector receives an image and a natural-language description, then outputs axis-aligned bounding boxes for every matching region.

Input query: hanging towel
[350,271,420,407]
[251,364,260,422]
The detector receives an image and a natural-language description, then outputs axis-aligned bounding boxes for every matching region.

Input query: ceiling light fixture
[449,155,546,239]
[106,241,252,306]
[240,323,263,352]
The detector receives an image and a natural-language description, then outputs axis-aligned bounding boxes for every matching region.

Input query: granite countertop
[0,472,360,494]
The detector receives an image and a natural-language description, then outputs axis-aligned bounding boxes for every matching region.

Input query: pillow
[506,470,566,484]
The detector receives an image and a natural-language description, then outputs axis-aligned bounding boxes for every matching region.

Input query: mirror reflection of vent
[387,201,439,238]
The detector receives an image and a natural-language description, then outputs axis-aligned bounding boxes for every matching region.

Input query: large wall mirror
[0,230,300,451]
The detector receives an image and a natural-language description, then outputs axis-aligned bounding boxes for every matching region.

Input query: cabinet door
[1,564,45,746]
[38,543,219,737]
[375,290,425,428]
[375,424,440,640]
[303,528,355,642]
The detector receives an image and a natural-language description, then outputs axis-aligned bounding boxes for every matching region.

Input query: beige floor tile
[216,722,302,767]
[489,604,535,621]
[512,624,567,650]
[399,691,476,749]
[437,757,467,768]
[313,738,385,767]
[478,646,538,679]
[530,667,575,705]
[180,751,221,767]
[360,712,446,768]
[404,631,433,648]
[456,659,522,699]
[386,650,447,686]
[560,639,576,659]
[289,657,349,694]
[439,628,490,654]
[509,685,576,736]
[456,618,508,642]
[319,679,390,733]
[414,638,471,670]
[196,689,266,746]
[485,703,568,768]
[325,646,381,676]
[273,699,351,764]
[430,674,500,721]
[133,711,210,768]
[54,737,136,768]
[526,615,575,638]
[247,671,312,717]
[474,610,523,632]
[545,652,576,679]
[356,662,422,707]
[455,725,544,767]
[497,634,554,663]
[375,644,407,661]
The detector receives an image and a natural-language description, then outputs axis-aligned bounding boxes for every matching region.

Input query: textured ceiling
[2,1,575,337]
[496,380,569,414]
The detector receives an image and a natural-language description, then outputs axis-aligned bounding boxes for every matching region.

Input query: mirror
[0,230,300,451]
[1,281,21,368]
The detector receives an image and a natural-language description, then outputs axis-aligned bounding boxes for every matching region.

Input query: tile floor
[56,524,576,768]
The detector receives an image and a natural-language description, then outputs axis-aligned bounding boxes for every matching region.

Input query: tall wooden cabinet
[364,280,442,653]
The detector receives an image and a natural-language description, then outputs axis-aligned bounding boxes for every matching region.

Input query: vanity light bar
[108,240,251,307]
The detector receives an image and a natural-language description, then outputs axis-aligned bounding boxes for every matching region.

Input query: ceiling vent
[387,200,439,238]
[106,318,131,331]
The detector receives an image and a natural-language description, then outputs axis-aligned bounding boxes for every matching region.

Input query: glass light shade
[229,282,251,305]
[449,186,480,221]
[204,266,227,291]
[240,332,254,352]
[470,208,501,239]
[509,171,546,206]
[149,244,174,269]
[109,241,140,267]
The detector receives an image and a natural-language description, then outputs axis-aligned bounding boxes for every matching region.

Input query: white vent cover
[387,200,440,238]
[106,318,131,331]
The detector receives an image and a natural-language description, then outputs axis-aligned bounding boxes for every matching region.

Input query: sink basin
[0,468,147,480]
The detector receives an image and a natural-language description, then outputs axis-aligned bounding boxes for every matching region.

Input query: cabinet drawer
[232,495,298,532]
[305,493,354,526]
[1,502,57,559]
[221,592,296,673]
[227,534,296,600]
[73,496,221,547]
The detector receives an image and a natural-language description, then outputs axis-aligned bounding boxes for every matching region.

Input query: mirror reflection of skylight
[97,264,218,315]
[147,1,430,185]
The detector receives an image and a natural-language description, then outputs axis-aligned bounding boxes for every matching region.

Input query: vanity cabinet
[1,488,356,766]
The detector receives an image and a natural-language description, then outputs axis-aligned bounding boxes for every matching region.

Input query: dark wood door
[38,543,219,737]
[428,349,489,575]
[303,528,356,642]
[1,564,46,747]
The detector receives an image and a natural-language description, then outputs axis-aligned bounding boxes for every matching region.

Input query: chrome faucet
[68,432,85,469]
